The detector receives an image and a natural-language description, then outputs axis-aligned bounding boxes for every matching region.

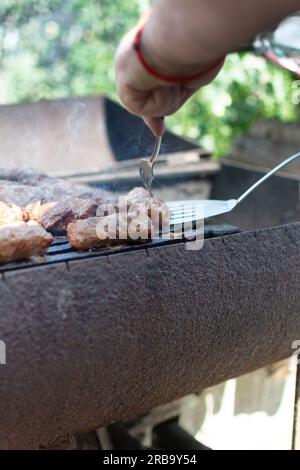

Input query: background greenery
[0,0,298,156]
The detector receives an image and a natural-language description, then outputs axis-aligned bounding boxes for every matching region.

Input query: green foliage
[168,54,298,156]
[0,1,298,156]
[0,0,143,100]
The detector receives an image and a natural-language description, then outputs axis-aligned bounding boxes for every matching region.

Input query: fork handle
[237,151,300,204]
[149,136,162,166]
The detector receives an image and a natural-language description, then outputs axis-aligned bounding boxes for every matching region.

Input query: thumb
[143,116,165,137]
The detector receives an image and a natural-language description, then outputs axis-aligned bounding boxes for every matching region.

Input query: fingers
[143,117,166,137]
[115,27,225,135]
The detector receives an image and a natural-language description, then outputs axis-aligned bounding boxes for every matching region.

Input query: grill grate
[0,224,239,274]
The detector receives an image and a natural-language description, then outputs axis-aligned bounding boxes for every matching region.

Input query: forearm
[143,0,300,74]
[115,0,300,135]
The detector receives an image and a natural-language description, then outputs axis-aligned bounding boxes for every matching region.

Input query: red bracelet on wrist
[133,12,225,84]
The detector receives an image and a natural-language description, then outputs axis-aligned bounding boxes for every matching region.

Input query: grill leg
[153,419,211,451]
[292,362,300,450]
[107,424,143,450]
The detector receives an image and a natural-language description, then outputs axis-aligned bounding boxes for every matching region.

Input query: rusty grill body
[0,98,300,449]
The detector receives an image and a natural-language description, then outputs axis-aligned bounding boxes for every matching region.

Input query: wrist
[139,6,224,81]
[141,24,205,78]
[133,21,225,84]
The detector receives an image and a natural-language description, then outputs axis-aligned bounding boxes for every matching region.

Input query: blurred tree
[169,54,298,155]
[0,0,143,99]
[0,0,298,156]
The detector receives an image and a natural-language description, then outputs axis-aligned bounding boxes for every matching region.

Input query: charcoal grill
[0,225,239,275]
[0,98,300,450]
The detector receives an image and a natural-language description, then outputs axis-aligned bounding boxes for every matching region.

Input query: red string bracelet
[133,12,225,84]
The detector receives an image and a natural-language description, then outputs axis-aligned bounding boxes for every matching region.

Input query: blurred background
[0,0,298,157]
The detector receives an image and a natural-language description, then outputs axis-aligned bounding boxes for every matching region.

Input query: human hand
[115,27,224,137]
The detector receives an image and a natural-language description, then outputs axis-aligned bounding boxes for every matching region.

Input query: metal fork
[167,151,300,226]
[139,136,162,194]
